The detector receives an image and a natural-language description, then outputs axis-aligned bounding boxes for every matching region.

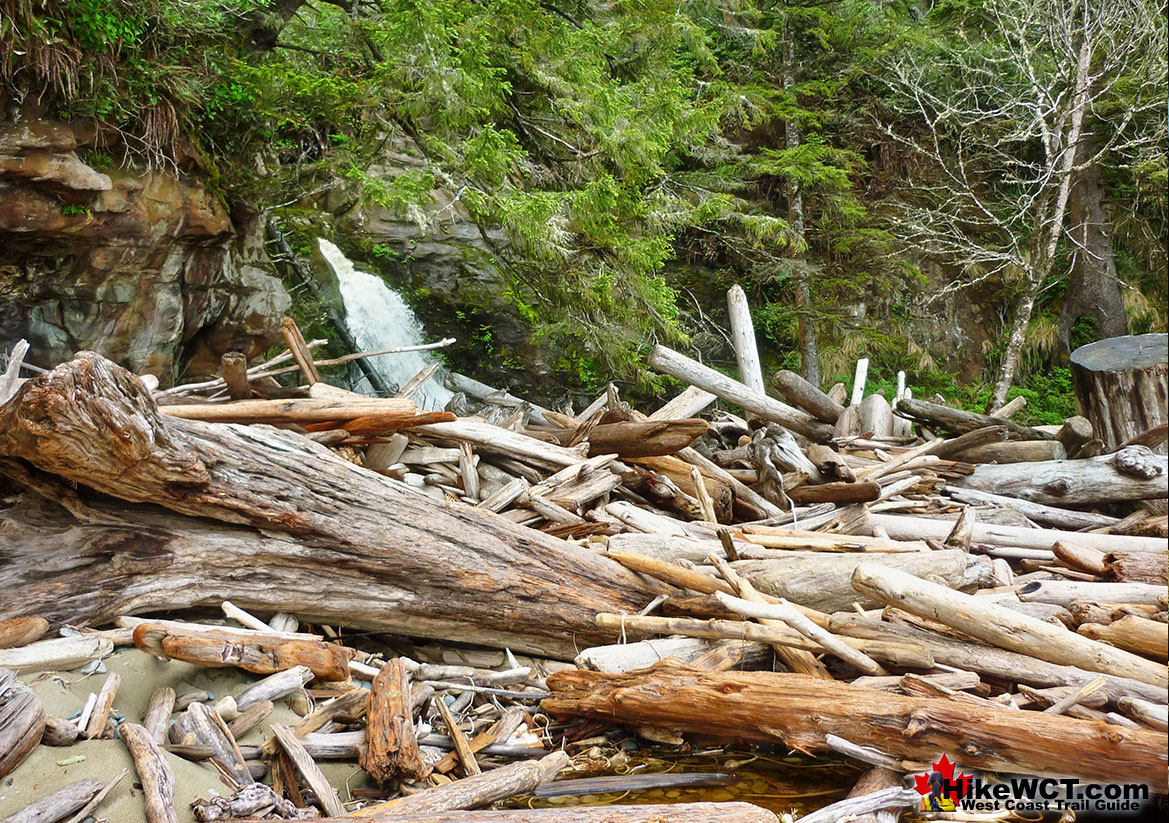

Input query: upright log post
[1070,333,1168,453]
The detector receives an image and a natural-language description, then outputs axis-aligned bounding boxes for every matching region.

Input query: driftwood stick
[351,752,569,817]
[0,778,102,823]
[850,563,1167,687]
[797,787,918,823]
[270,723,346,817]
[727,285,766,421]
[121,723,177,823]
[648,386,717,421]
[133,623,352,681]
[433,691,481,776]
[712,591,887,676]
[706,556,831,678]
[542,663,1168,790]
[0,636,113,675]
[593,614,931,667]
[143,687,176,744]
[83,672,120,739]
[220,352,251,401]
[361,658,430,783]
[62,770,127,823]
[281,317,321,385]
[829,613,1166,705]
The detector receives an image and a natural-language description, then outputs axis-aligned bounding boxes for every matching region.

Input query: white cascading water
[317,238,453,410]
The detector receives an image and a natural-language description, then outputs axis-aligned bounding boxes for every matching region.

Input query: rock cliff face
[0,120,289,383]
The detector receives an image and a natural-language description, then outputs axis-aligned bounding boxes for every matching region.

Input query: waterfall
[317,238,453,410]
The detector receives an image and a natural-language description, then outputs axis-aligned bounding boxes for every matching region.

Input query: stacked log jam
[0,313,1165,823]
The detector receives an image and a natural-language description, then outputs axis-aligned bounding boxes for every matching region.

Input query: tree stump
[1069,333,1167,453]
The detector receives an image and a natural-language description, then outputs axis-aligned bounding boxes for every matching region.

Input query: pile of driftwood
[0,299,1166,823]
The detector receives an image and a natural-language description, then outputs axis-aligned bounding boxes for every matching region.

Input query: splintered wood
[0,318,1165,822]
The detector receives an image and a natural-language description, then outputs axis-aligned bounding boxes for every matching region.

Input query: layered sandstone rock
[0,120,289,382]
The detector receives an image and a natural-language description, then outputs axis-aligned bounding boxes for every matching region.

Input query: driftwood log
[1070,333,1168,452]
[0,668,44,778]
[0,353,663,659]
[542,663,1168,791]
[955,447,1167,506]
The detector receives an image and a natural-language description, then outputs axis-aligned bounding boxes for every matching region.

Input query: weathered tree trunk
[1069,333,1168,453]
[0,353,663,659]
[782,23,820,388]
[1060,136,1129,351]
[542,663,1168,791]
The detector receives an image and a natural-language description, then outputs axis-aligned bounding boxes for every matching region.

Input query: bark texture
[1069,333,1168,452]
[0,353,663,659]
[542,663,1168,791]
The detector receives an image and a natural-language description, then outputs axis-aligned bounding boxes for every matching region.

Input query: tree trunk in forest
[0,353,665,659]
[1069,333,1168,453]
[1059,135,1129,350]
[988,38,1093,413]
[783,24,820,388]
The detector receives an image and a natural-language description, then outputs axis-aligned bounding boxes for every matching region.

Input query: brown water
[510,746,860,816]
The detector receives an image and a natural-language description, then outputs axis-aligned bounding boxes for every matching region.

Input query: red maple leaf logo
[914,755,972,804]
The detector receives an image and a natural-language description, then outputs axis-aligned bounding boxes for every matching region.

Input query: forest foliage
[2,0,1166,412]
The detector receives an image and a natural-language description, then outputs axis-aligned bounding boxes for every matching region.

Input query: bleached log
[0,636,113,675]
[829,613,1166,704]
[350,751,569,817]
[714,592,887,675]
[727,285,766,418]
[894,396,1053,441]
[0,778,103,823]
[647,345,832,442]
[955,447,1166,506]
[314,802,780,822]
[647,386,717,421]
[866,512,1165,554]
[850,563,1167,688]
[944,486,1119,530]
[1017,580,1167,608]
[593,614,935,670]
[270,725,346,815]
[1078,616,1168,662]
[444,373,551,425]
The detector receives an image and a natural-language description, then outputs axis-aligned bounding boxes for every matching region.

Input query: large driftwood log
[893,397,1052,441]
[1070,333,1168,452]
[0,354,663,659]
[542,663,1168,790]
[955,447,1167,506]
